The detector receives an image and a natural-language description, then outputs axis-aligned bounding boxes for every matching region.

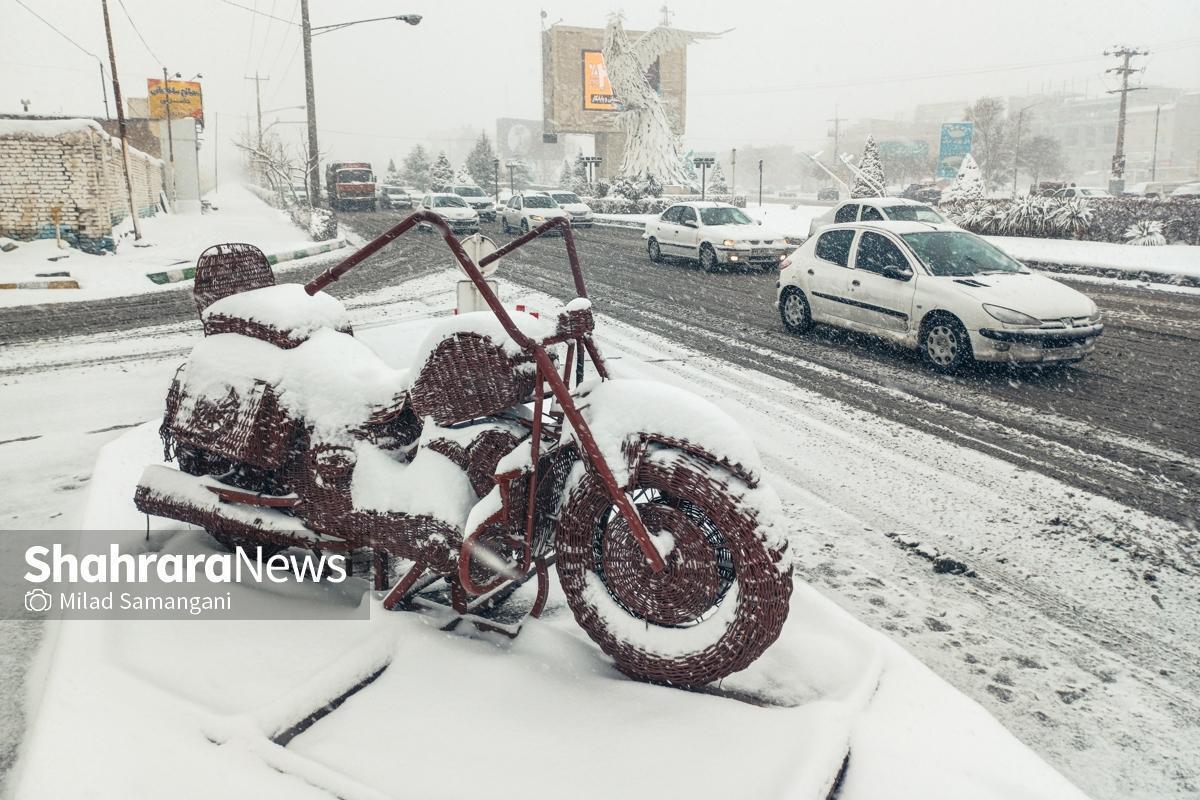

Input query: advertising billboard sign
[147,79,204,124]
[936,122,973,178]
[582,50,616,111]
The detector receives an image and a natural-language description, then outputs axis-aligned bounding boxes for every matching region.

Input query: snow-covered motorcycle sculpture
[134,212,792,686]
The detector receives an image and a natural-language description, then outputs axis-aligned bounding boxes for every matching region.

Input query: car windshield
[454,187,485,197]
[434,196,467,208]
[552,192,581,204]
[337,169,372,183]
[523,195,556,208]
[901,231,1025,276]
[699,207,752,225]
[884,205,945,223]
[385,188,405,195]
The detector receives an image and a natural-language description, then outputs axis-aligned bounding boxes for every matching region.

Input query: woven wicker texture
[555,449,792,687]
[409,332,537,426]
[193,243,275,315]
[165,378,298,471]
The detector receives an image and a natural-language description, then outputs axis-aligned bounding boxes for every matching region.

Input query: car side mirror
[882,264,913,281]
[683,220,698,228]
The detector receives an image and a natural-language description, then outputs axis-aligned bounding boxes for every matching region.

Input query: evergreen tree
[401,145,432,189]
[507,159,533,191]
[569,152,590,194]
[945,153,985,202]
[709,163,728,194]
[558,158,573,186]
[850,135,886,198]
[383,157,401,185]
[464,131,498,188]
[430,152,455,191]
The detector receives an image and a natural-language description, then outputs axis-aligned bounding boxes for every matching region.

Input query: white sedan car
[776,221,1103,372]
[547,190,595,227]
[499,193,569,234]
[809,197,951,238]
[643,201,791,271]
[417,193,480,234]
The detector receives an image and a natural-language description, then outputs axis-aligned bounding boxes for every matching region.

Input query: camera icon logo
[24,588,52,613]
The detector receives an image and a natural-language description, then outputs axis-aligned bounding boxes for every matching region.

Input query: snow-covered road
[1,269,1196,798]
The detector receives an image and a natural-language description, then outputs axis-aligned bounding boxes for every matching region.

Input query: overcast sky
[3,0,1198,173]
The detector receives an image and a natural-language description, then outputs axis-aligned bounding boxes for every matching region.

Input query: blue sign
[937,123,974,179]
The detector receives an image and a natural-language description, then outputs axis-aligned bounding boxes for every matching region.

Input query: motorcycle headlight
[983,304,1041,326]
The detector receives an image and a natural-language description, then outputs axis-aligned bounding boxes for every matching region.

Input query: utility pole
[757,159,763,207]
[827,105,846,161]
[301,0,320,205]
[98,63,110,119]
[245,72,270,149]
[1150,104,1160,181]
[1104,45,1148,191]
[161,67,176,209]
[730,148,736,195]
[214,112,219,192]
[100,0,141,239]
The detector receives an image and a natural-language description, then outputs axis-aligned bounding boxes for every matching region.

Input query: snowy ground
[1,267,1196,797]
[0,185,344,308]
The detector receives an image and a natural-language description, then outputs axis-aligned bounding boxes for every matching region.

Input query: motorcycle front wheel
[555,448,792,687]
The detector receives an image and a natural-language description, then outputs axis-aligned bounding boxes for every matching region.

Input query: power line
[220,0,298,26]
[11,0,101,61]
[116,0,162,64]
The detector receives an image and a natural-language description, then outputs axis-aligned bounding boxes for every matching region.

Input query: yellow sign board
[147,79,203,123]
[582,50,615,111]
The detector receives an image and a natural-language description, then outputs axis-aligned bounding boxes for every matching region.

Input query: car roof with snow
[845,197,925,207]
[819,220,961,236]
[668,200,738,209]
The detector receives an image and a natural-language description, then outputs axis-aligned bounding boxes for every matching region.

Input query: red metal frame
[306,212,665,575]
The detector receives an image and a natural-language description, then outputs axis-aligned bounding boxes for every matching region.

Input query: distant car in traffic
[1139,181,1186,199]
[816,186,840,202]
[1052,186,1112,199]
[379,185,414,210]
[809,197,951,238]
[449,185,497,221]
[546,190,595,227]
[1169,182,1200,198]
[900,183,943,204]
[417,193,480,234]
[499,192,569,234]
[643,201,790,271]
[776,221,1102,372]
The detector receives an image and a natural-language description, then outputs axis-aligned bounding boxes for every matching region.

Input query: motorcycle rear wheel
[555,448,791,687]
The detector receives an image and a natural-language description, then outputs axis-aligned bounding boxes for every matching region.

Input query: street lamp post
[493,158,500,203]
[298,5,421,206]
[693,156,715,201]
[506,161,517,193]
[1011,101,1045,198]
[758,159,763,207]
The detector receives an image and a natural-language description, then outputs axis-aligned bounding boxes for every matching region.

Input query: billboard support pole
[100,0,142,240]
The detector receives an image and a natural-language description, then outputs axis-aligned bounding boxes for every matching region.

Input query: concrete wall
[0,119,163,253]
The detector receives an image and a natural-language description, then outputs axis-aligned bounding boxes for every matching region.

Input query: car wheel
[699,243,719,273]
[648,237,662,263]
[779,287,813,334]
[502,216,510,233]
[920,315,973,373]
[520,219,530,234]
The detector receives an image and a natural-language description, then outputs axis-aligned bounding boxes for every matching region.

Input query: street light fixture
[300,6,422,205]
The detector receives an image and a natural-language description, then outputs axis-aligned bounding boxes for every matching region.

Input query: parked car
[417,193,480,234]
[1029,181,1066,197]
[1051,186,1112,199]
[499,192,569,234]
[900,183,943,204]
[1137,182,1185,199]
[449,185,497,221]
[809,197,951,238]
[776,221,1102,372]
[379,185,414,209]
[643,201,790,271]
[816,186,840,202]
[1169,182,1200,198]
[546,190,595,227]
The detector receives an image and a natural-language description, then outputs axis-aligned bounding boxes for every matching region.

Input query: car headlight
[722,239,737,247]
[531,215,545,221]
[983,304,1041,326]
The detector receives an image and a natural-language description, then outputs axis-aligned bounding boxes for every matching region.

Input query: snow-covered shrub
[1123,219,1167,246]
[610,176,643,202]
[1047,198,1094,238]
[944,154,984,202]
[309,208,336,241]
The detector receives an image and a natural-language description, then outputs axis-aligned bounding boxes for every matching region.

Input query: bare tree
[964,97,1010,189]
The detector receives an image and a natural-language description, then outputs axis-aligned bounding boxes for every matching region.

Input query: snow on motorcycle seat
[201,284,352,349]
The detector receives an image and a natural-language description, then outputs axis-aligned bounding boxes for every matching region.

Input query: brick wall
[0,119,164,253]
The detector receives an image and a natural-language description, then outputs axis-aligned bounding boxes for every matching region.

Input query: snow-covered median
[0,185,345,308]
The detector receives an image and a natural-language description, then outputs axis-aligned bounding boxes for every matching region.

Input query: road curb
[144,238,348,285]
[0,279,81,290]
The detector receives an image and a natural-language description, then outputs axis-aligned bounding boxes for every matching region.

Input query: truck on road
[325,162,377,211]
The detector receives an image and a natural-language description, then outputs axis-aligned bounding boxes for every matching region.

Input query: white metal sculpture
[601,15,723,185]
